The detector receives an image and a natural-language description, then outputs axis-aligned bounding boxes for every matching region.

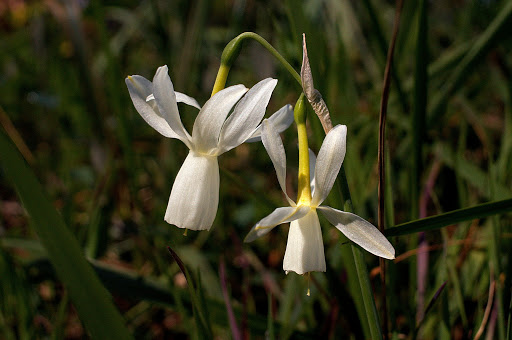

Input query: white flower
[126,65,293,230]
[244,120,395,274]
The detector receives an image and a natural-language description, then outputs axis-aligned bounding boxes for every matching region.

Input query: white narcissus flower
[245,120,395,275]
[126,65,293,231]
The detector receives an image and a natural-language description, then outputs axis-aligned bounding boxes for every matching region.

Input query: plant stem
[211,32,302,97]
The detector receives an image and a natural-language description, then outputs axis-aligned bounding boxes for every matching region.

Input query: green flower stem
[213,33,384,337]
[211,64,231,97]
[294,94,312,205]
[339,166,383,340]
[211,32,302,96]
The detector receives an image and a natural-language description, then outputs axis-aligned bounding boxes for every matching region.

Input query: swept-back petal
[152,66,192,147]
[176,92,201,110]
[165,151,220,230]
[261,119,294,205]
[318,206,395,259]
[217,78,277,154]
[283,210,326,274]
[244,104,294,143]
[244,205,310,242]
[148,92,202,110]
[311,125,347,206]
[191,85,248,154]
[126,75,183,139]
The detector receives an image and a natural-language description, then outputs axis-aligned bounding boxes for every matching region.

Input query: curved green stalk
[211,32,302,96]
[213,32,384,338]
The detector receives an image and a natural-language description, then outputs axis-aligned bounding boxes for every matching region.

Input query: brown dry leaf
[301,33,333,134]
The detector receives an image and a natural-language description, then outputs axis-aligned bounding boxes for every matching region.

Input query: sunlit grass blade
[0,130,133,339]
[385,198,512,237]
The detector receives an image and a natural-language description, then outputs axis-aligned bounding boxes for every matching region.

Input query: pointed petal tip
[377,241,395,260]
[260,77,278,88]
[371,244,395,260]
[385,249,396,260]
[243,228,260,243]
[125,75,136,85]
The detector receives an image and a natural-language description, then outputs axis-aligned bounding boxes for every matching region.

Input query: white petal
[191,85,248,155]
[165,151,220,230]
[309,148,316,196]
[311,125,347,206]
[176,92,201,110]
[261,119,294,206]
[283,210,326,274]
[152,66,192,147]
[217,78,278,153]
[244,205,310,242]
[148,92,201,110]
[318,206,395,259]
[244,104,294,143]
[126,75,181,139]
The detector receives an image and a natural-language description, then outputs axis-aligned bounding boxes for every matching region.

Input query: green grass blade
[427,1,512,126]
[507,292,512,340]
[444,245,468,326]
[339,166,383,340]
[167,247,212,339]
[414,282,447,337]
[385,198,512,237]
[352,246,383,340]
[411,0,428,220]
[490,164,506,340]
[17,255,315,338]
[0,130,133,340]
[436,143,512,200]
[361,0,409,114]
[51,292,69,340]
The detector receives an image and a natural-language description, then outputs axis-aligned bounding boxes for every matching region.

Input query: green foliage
[1,0,511,338]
